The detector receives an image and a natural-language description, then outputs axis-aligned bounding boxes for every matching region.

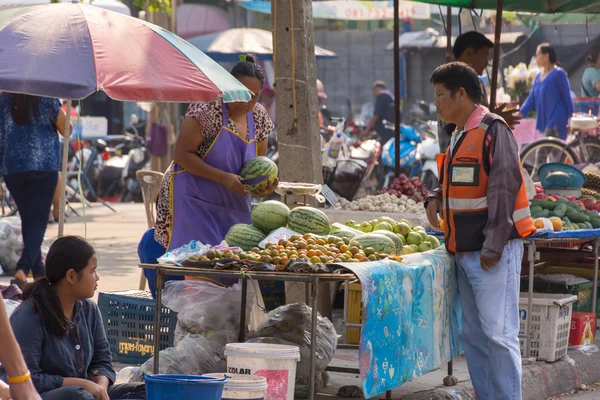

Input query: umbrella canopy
[0,2,252,103]
[0,0,131,15]
[409,0,600,14]
[187,28,337,62]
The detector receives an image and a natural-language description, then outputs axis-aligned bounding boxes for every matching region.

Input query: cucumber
[539,209,550,218]
[562,217,572,225]
[585,210,600,218]
[589,218,600,229]
[567,201,581,209]
[538,200,558,210]
[585,222,593,229]
[552,203,567,218]
[530,206,544,218]
[578,223,588,229]
[565,206,579,215]
[566,212,590,223]
[556,199,569,204]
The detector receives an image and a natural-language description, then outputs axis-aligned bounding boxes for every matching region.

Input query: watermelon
[288,207,330,235]
[330,229,358,240]
[373,230,403,253]
[251,201,290,234]
[225,224,266,251]
[239,156,278,192]
[351,234,396,254]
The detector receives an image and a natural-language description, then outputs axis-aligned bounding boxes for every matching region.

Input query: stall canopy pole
[446,6,453,62]
[393,0,401,177]
[58,100,72,237]
[490,0,503,110]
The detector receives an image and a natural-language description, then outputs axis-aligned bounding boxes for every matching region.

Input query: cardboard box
[570,311,596,346]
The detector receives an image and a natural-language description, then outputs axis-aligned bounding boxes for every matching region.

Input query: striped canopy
[0,2,252,102]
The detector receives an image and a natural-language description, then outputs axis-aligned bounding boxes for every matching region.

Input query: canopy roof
[409,0,600,14]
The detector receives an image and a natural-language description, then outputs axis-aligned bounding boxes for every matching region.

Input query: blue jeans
[4,171,58,278]
[455,240,523,400]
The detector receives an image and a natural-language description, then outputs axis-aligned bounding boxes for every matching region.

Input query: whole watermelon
[251,201,290,234]
[239,156,278,192]
[288,207,330,236]
[225,224,266,251]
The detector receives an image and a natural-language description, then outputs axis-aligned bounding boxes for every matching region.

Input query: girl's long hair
[10,94,41,126]
[23,236,95,336]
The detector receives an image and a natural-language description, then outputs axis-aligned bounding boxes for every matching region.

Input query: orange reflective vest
[437,113,536,254]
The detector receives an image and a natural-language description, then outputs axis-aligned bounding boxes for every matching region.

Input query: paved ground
[3,203,600,399]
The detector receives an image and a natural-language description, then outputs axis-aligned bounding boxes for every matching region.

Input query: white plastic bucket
[202,373,268,400]
[225,343,300,400]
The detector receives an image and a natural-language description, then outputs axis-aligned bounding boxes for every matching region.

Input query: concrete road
[0,202,149,298]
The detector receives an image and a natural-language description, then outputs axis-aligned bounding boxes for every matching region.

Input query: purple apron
[169,102,257,253]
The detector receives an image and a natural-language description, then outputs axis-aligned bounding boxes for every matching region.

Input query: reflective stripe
[478,123,489,130]
[444,196,488,209]
[513,207,531,221]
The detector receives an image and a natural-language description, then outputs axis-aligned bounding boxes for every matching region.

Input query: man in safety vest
[425,62,536,400]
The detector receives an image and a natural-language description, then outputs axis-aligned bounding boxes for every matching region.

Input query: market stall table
[141,248,462,399]
[524,230,600,356]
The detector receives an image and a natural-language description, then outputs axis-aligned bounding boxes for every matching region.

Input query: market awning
[385,28,526,50]
[187,28,337,62]
[408,0,600,14]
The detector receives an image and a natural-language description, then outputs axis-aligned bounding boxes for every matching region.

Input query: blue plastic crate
[98,290,177,365]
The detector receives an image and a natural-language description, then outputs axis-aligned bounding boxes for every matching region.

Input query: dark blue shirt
[373,90,394,135]
[520,67,574,140]
[9,299,116,394]
[0,94,61,176]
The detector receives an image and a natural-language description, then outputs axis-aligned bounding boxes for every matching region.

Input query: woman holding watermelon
[153,55,278,266]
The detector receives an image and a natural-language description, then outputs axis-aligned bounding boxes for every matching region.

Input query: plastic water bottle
[327,131,344,160]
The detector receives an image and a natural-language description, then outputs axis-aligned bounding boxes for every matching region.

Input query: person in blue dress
[0,93,70,285]
[519,43,574,139]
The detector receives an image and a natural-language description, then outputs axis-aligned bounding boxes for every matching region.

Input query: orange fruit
[549,217,563,232]
[534,219,545,229]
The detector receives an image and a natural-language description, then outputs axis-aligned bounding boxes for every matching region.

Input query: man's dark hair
[453,31,494,60]
[430,62,483,102]
[373,81,387,90]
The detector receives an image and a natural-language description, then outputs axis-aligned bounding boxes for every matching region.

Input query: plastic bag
[141,334,226,376]
[157,240,210,264]
[116,366,143,384]
[247,303,337,395]
[0,217,23,275]
[4,299,21,317]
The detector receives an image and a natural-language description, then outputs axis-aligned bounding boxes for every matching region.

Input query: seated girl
[9,236,146,400]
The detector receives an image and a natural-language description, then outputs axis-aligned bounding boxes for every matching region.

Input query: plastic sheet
[0,217,23,275]
[247,303,337,396]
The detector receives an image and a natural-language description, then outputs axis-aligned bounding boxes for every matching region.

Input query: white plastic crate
[519,293,578,362]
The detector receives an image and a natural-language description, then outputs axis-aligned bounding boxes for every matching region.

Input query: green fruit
[225,224,267,251]
[330,229,358,240]
[396,222,412,236]
[378,216,396,225]
[374,222,394,232]
[418,231,428,242]
[351,234,396,254]
[426,235,441,249]
[239,156,278,192]
[401,245,416,255]
[400,219,413,229]
[409,244,420,253]
[418,242,433,252]
[374,230,404,253]
[287,207,331,235]
[396,234,407,246]
[360,222,373,233]
[413,226,425,232]
[406,232,423,245]
[370,220,379,229]
[250,200,290,234]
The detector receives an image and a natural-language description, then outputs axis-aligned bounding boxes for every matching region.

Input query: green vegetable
[566,212,590,223]
[584,222,593,229]
[539,209,551,218]
[562,217,572,225]
[531,200,558,210]
[585,210,600,218]
[552,203,567,218]
[578,223,588,229]
[530,206,544,219]
[589,218,600,229]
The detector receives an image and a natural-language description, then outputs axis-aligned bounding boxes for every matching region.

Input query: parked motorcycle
[120,133,150,203]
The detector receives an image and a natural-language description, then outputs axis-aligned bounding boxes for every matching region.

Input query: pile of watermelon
[225,201,331,251]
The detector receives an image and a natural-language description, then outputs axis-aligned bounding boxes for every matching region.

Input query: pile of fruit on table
[530,191,600,231]
[183,201,443,270]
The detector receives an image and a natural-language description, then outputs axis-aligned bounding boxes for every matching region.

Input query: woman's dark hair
[23,236,95,336]
[587,47,600,64]
[230,54,265,86]
[538,43,558,64]
[10,94,41,126]
[430,62,483,102]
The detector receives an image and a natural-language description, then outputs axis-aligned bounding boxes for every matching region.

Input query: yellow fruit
[534,219,545,229]
[549,217,563,232]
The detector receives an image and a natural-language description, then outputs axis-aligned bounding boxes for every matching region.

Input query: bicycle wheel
[520,138,579,182]
[576,138,600,166]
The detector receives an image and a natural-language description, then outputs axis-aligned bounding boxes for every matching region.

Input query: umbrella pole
[58,100,72,237]
[490,0,503,110]
[393,0,401,177]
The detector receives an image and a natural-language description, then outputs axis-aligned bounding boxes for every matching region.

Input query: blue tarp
[529,229,600,240]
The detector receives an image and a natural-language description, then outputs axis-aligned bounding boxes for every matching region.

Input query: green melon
[225,224,267,251]
[351,234,396,254]
[251,200,290,234]
[330,229,358,240]
[239,156,278,192]
[288,207,330,235]
[373,230,403,254]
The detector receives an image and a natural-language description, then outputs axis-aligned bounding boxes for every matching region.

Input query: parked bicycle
[519,114,600,181]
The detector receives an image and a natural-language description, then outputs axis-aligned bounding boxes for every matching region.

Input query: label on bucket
[255,370,288,400]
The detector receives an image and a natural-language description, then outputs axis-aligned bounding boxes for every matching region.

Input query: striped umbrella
[0,2,252,235]
[0,2,252,103]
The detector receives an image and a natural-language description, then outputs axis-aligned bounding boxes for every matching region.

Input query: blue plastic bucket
[145,374,227,400]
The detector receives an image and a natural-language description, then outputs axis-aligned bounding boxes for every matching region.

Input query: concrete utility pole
[272,0,334,322]
[272,0,323,198]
